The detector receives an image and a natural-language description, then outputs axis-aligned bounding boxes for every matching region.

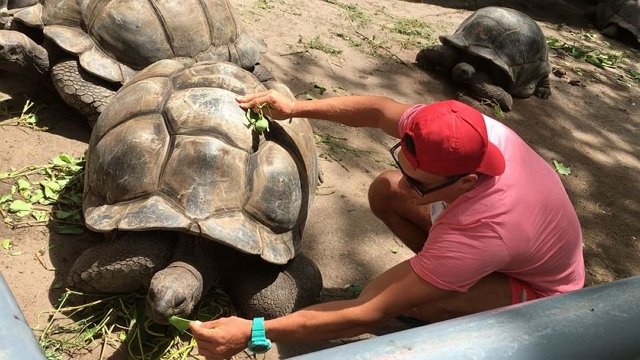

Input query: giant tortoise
[0,0,266,125]
[68,59,322,322]
[416,6,552,111]
[593,0,640,44]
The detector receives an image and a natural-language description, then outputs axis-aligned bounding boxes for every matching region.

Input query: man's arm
[237,90,411,138]
[190,260,451,359]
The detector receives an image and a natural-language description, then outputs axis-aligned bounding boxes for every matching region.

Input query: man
[189,91,585,359]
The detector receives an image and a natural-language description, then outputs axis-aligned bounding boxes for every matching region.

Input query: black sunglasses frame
[389,141,467,196]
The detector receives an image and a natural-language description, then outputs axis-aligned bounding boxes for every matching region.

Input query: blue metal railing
[292,276,640,360]
[0,273,46,360]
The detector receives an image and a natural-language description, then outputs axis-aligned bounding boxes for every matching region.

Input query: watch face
[253,345,269,352]
[250,343,270,353]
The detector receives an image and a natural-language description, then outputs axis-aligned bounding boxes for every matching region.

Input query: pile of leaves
[0,99,47,130]
[37,288,234,360]
[546,36,624,69]
[0,154,85,234]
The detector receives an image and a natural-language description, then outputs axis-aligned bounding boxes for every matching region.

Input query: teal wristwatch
[247,317,272,353]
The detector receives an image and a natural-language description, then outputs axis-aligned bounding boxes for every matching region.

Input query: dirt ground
[1,0,639,359]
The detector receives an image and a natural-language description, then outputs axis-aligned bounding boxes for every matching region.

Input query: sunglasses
[389,141,466,196]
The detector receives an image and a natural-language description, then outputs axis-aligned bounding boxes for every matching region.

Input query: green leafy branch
[0,99,47,130]
[37,288,234,360]
[0,154,85,234]
[245,104,271,134]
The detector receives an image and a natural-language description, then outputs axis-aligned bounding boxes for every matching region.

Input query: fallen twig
[354,30,411,68]
[279,50,310,57]
[35,251,55,271]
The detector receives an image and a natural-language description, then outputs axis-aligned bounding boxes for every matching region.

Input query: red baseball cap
[399,100,505,176]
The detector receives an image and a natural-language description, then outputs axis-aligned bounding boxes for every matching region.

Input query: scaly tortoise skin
[416,6,552,111]
[0,0,266,125]
[69,59,322,323]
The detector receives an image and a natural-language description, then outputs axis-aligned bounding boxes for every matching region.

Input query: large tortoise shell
[595,0,640,41]
[440,6,551,94]
[14,0,264,83]
[83,60,317,265]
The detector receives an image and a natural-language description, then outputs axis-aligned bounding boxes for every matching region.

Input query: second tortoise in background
[416,6,552,112]
[592,0,640,44]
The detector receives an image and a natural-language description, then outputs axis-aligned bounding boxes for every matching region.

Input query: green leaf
[169,315,192,332]
[43,185,58,200]
[29,189,44,203]
[52,154,74,167]
[345,283,363,297]
[552,160,572,175]
[55,224,84,235]
[17,178,31,191]
[41,180,62,192]
[32,211,49,222]
[245,108,260,125]
[1,239,11,250]
[254,118,270,132]
[54,210,77,220]
[55,178,70,188]
[9,200,32,212]
[15,210,31,218]
[0,194,12,204]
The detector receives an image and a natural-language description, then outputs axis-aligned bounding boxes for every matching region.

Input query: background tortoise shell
[14,0,265,83]
[595,0,640,42]
[440,6,551,95]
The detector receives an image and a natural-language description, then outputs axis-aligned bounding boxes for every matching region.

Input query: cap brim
[477,142,505,176]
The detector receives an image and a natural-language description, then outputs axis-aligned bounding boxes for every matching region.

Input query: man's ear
[459,174,479,191]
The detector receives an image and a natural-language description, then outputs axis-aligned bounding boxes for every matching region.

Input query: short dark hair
[401,133,416,156]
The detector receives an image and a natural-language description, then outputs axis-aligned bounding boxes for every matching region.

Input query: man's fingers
[190,320,220,337]
[238,98,262,110]
[237,91,268,102]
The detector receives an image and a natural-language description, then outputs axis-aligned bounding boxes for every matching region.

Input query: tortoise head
[146,262,204,324]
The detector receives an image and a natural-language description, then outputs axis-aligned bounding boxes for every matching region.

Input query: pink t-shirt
[402,108,585,296]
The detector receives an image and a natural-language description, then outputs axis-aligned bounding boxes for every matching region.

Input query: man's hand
[237,90,294,120]
[189,316,252,360]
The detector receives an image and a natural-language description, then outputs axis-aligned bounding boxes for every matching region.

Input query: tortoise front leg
[228,253,322,319]
[0,29,48,78]
[50,59,117,127]
[534,75,551,99]
[67,231,175,294]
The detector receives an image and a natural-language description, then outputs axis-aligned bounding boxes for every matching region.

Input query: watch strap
[248,317,272,353]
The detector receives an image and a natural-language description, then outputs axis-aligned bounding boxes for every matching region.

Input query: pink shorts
[508,276,542,304]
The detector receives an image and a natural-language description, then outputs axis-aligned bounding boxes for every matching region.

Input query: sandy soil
[1,0,639,359]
